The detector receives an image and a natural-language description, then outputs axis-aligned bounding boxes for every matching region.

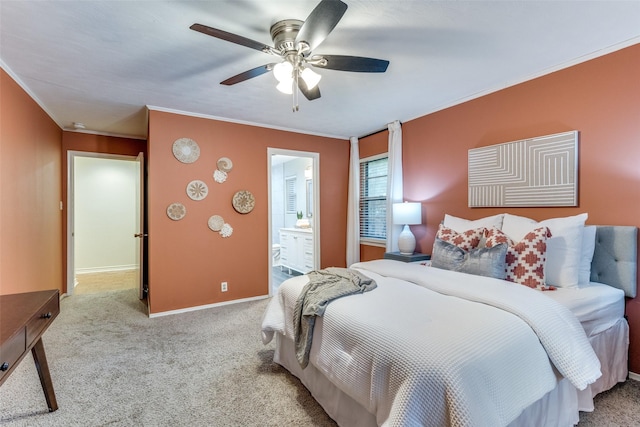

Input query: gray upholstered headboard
[590,226,638,298]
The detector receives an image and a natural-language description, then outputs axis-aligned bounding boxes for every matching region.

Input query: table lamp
[392,202,422,254]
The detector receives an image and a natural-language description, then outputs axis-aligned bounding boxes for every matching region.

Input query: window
[285,176,297,213]
[359,154,388,244]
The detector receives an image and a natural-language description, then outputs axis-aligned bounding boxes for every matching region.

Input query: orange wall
[147,110,349,314]
[358,130,389,261]
[393,44,640,371]
[360,244,385,262]
[0,69,63,295]
[61,132,147,291]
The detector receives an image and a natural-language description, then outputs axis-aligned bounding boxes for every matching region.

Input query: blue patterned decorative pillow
[431,238,508,279]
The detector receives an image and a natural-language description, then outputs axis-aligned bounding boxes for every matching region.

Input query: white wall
[74,156,139,273]
[271,162,285,244]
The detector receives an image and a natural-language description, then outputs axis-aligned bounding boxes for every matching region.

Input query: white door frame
[66,151,142,295]
[267,148,320,296]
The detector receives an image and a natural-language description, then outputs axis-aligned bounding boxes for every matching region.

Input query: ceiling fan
[190,0,389,111]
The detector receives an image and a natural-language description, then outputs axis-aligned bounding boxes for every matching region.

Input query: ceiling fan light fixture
[300,67,321,90]
[191,0,389,112]
[273,61,293,82]
[276,79,293,94]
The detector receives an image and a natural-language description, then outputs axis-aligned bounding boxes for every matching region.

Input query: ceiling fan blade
[221,64,276,86]
[314,55,389,72]
[298,79,321,101]
[190,23,274,54]
[296,0,348,53]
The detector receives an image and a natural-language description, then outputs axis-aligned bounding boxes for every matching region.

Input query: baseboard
[76,265,138,274]
[149,294,270,318]
[629,371,640,381]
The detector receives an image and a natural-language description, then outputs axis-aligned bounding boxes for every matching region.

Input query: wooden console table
[0,289,60,411]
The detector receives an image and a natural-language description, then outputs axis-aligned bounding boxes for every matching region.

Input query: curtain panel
[346,137,361,266]
[386,120,403,252]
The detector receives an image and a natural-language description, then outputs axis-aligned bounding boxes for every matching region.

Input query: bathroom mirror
[306,179,313,218]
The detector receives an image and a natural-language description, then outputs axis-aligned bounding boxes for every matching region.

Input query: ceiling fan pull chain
[293,69,299,112]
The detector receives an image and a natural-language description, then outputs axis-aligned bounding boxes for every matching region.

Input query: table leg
[31,338,58,412]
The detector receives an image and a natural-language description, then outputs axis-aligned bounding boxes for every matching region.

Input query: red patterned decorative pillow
[436,224,484,251]
[484,226,552,289]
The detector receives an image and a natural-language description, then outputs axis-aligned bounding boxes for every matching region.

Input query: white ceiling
[1,1,639,140]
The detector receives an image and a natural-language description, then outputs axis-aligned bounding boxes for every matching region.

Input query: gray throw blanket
[293,267,377,369]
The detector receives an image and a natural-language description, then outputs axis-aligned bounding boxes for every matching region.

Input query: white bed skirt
[273,317,629,427]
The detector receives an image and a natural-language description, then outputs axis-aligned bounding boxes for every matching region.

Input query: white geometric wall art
[468,131,578,207]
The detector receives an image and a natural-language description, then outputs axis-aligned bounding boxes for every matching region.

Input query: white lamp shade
[276,79,293,94]
[273,61,293,82]
[392,202,421,225]
[300,67,321,90]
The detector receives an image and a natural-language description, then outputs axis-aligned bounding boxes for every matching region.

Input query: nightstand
[383,252,431,263]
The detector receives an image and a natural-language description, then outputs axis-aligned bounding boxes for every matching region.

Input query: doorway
[268,148,320,296]
[67,152,145,302]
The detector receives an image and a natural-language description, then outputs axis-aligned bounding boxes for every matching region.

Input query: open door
[133,152,147,302]
[268,148,320,296]
[68,151,144,298]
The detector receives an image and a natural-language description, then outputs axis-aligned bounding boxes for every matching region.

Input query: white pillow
[443,213,504,233]
[501,213,588,288]
[579,226,597,284]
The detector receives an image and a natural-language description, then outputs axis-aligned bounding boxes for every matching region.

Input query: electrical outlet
[221,281,228,292]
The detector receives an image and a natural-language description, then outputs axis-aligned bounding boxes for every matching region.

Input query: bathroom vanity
[278,228,314,274]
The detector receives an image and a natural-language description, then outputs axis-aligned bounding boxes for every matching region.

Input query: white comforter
[261,260,601,427]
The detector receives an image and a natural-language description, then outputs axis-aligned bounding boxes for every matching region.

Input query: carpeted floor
[74,270,138,295]
[0,288,638,426]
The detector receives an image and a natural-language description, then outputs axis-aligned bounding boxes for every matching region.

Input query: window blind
[285,177,296,213]
[359,156,388,240]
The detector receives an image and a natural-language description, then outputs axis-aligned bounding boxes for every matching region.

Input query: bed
[261,216,637,427]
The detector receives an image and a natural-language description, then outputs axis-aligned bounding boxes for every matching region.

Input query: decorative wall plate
[187,180,208,200]
[217,157,233,173]
[232,190,255,214]
[172,138,200,163]
[213,169,227,183]
[167,203,186,221]
[208,215,224,231]
[220,223,233,238]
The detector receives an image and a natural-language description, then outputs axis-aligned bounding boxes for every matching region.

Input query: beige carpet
[0,287,638,426]
[74,270,138,294]
[0,289,335,427]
